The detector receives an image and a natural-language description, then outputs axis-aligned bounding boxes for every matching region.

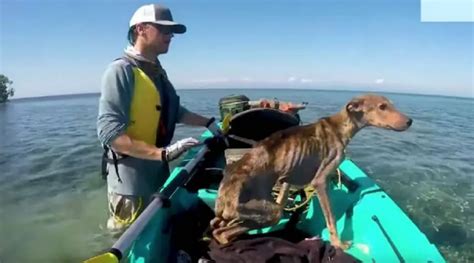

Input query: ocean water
[0,89,472,262]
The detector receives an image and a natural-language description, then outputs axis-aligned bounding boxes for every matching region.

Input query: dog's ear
[346,98,364,113]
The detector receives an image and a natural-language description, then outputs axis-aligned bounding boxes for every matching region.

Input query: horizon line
[8,87,474,102]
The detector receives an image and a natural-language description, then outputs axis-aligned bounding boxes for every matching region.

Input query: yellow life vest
[125,67,162,146]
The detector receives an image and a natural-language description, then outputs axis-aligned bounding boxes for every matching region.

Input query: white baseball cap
[129,4,186,34]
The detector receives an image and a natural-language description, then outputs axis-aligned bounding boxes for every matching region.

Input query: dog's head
[346,94,412,131]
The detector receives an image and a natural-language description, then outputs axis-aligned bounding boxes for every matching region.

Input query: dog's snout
[407,118,413,127]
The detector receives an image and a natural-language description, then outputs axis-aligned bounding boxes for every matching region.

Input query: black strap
[227,134,257,146]
[161,149,168,162]
[101,145,109,180]
[110,150,123,183]
[156,74,169,147]
[101,145,124,183]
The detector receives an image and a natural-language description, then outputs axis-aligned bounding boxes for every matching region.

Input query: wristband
[161,149,168,162]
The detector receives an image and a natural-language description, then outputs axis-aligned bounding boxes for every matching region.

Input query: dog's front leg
[310,150,349,249]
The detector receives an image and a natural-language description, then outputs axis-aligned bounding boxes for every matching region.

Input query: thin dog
[210,94,412,249]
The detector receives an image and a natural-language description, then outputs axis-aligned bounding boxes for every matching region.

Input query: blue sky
[1,0,472,98]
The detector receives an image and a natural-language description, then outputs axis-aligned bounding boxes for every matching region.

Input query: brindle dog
[210,94,412,249]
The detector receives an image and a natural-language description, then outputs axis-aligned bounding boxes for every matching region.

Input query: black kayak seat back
[227,108,300,148]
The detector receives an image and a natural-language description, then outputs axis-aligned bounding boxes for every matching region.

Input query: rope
[272,185,316,212]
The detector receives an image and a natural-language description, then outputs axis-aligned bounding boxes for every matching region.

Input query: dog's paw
[336,240,352,250]
[331,239,352,250]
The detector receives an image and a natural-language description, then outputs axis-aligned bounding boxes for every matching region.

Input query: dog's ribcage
[274,137,321,187]
[263,124,325,188]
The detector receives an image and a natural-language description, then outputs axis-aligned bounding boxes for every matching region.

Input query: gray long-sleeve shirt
[97,53,188,197]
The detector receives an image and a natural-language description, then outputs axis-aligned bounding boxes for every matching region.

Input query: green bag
[218,94,250,120]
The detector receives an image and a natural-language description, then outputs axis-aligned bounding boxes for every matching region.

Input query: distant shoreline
[10,88,473,102]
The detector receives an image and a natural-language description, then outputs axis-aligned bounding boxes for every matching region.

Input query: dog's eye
[379,104,387,111]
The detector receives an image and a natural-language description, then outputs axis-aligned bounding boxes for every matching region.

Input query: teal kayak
[87,107,445,263]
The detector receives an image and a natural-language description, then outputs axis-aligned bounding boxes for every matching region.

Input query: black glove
[206,117,224,136]
[204,135,227,153]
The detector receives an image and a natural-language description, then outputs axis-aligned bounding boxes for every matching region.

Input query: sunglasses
[147,23,174,35]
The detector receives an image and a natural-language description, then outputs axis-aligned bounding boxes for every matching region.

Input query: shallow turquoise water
[0,89,472,262]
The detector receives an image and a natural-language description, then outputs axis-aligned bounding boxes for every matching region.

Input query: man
[97,3,221,231]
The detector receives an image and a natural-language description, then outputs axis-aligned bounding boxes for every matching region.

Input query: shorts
[106,192,145,231]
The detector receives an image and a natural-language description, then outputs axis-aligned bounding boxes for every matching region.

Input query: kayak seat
[227,108,300,148]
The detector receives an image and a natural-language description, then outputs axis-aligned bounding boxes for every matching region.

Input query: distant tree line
[0,74,14,103]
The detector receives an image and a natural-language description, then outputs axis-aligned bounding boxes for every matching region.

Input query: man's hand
[164,137,200,161]
[206,117,223,136]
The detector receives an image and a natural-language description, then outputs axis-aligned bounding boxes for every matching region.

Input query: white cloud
[375,78,385,84]
[288,77,313,83]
